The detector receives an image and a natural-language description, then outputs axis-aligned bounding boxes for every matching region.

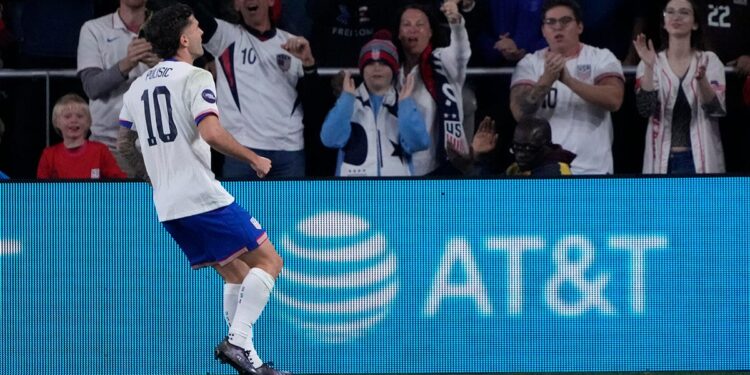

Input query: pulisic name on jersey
[146,67,173,80]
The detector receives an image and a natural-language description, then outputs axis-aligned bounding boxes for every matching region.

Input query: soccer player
[118,4,287,375]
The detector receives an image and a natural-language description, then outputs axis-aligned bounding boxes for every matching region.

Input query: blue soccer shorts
[162,202,268,269]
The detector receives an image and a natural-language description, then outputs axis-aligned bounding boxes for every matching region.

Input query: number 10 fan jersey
[119,60,234,222]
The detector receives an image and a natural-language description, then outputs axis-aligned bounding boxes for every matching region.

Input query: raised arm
[320,71,356,148]
[77,23,157,99]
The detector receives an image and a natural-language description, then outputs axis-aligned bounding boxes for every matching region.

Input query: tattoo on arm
[517,83,551,116]
[117,128,149,182]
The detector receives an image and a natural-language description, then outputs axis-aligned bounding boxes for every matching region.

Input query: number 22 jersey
[119,60,234,222]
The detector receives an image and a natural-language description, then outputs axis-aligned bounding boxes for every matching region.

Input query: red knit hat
[358,30,399,75]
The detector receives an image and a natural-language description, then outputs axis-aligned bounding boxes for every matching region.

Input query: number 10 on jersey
[141,86,178,146]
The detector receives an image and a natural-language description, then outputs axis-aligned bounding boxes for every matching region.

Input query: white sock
[227,268,275,367]
[223,283,241,327]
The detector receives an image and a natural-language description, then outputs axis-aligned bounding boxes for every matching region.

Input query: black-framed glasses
[510,143,543,154]
[542,16,575,28]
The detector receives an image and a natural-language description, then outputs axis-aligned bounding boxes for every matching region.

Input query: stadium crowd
[0,0,748,179]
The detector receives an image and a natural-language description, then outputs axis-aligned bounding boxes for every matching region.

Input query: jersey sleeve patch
[201,89,217,104]
[119,119,134,129]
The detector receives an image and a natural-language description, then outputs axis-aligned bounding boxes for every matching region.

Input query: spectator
[395,1,472,176]
[1,0,92,178]
[188,0,321,179]
[37,94,126,179]
[320,31,429,176]
[77,0,158,178]
[510,0,624,175]
[634,0,726,174]
[470,116,576,175]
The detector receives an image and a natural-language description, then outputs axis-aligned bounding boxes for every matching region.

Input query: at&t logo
[274,212,399,343]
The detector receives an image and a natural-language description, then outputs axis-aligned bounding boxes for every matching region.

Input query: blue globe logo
[273,211,399,343]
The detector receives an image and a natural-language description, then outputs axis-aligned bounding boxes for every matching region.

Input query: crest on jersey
[576,64,592,81]
[277,54,291,72]
[202,89,217,104]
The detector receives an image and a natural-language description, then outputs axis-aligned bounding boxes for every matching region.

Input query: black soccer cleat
[256,362,292,375]
[214,337,258,375]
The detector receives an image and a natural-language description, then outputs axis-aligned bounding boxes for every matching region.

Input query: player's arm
[116,126,149,181]
[559,72,625,112]
[197,115,271,178]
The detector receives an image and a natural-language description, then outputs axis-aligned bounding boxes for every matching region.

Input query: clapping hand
[341,70,356,95]
[121,38,155,73]
[495,33,526,62]
[540,51,565,86]
[728,55,750,76]
[633,33,657,67]
[398,72,416,101]
[471,116,498,156]
[694,54,709,81]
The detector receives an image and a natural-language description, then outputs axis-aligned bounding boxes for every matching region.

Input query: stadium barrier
[1,177,748,374]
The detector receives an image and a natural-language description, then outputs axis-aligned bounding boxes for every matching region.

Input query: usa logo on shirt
[202,89,217,103]
[576,64,592,81]
[277,54,291,72]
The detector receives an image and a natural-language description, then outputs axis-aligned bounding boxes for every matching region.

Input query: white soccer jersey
[77,12,149,149]
[119,60,234,221]
[511,44,624,175]
[205,20,305,151]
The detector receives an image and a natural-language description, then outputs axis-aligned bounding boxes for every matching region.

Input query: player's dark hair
[541,0,583,23]
[142,3,193,59]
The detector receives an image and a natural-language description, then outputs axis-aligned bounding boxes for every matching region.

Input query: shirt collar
[112,9,138,36]
[242,24,277,41]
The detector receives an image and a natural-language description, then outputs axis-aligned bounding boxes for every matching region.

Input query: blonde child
[37,94,126,179]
